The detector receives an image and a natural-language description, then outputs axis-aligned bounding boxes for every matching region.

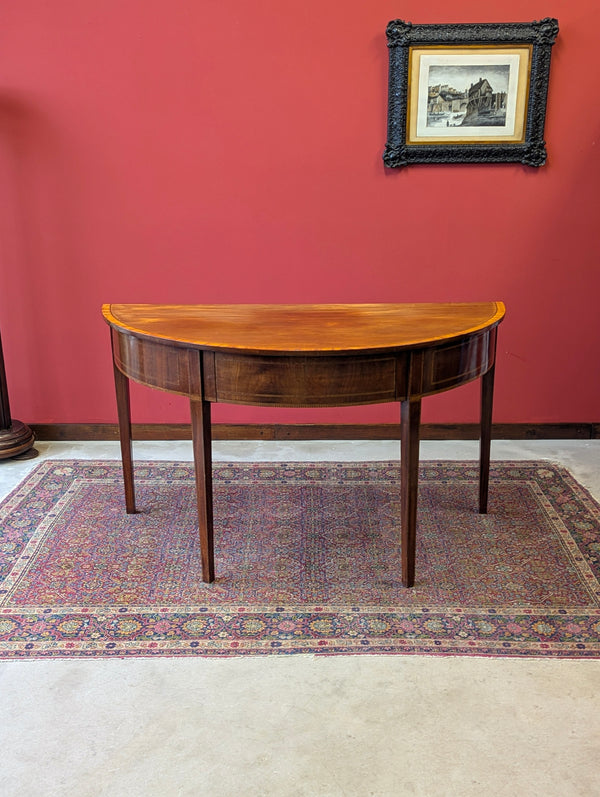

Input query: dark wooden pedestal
[0,331,37,460]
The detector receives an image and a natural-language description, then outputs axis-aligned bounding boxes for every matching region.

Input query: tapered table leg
[400,397,422,588]
[190,398,215,583]
[113,361,137,514]
[479,363,495,514]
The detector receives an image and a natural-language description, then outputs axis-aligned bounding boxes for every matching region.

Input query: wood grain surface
[103,303,505,354]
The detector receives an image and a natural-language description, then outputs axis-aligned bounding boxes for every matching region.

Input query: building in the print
[427,84,467,117]
[462,77,507,125]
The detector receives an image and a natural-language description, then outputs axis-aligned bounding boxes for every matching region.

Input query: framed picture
[383,19,559,167]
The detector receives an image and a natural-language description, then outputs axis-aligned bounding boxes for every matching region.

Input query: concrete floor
[1,439,599,796]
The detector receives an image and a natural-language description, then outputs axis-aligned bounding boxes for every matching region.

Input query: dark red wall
[0,1,598,427]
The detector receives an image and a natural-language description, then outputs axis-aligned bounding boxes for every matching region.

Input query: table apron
[420,327,497,396]
[111,326,497,406]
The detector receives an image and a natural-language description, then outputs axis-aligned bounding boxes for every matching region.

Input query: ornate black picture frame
[383,18,559,167]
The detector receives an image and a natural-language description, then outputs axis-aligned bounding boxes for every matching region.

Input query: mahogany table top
[102,302,505,355]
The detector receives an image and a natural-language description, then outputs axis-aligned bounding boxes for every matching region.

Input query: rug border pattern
[1,459,600,659]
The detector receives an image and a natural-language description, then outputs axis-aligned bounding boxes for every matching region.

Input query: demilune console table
[103,302,505,587]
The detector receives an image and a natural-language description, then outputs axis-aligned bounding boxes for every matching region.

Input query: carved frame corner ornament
[383,18,559,168]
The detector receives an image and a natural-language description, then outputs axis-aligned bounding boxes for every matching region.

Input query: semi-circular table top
[103,302,505,355]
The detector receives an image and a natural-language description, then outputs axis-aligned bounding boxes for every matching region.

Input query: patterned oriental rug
[1,460,599,659]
